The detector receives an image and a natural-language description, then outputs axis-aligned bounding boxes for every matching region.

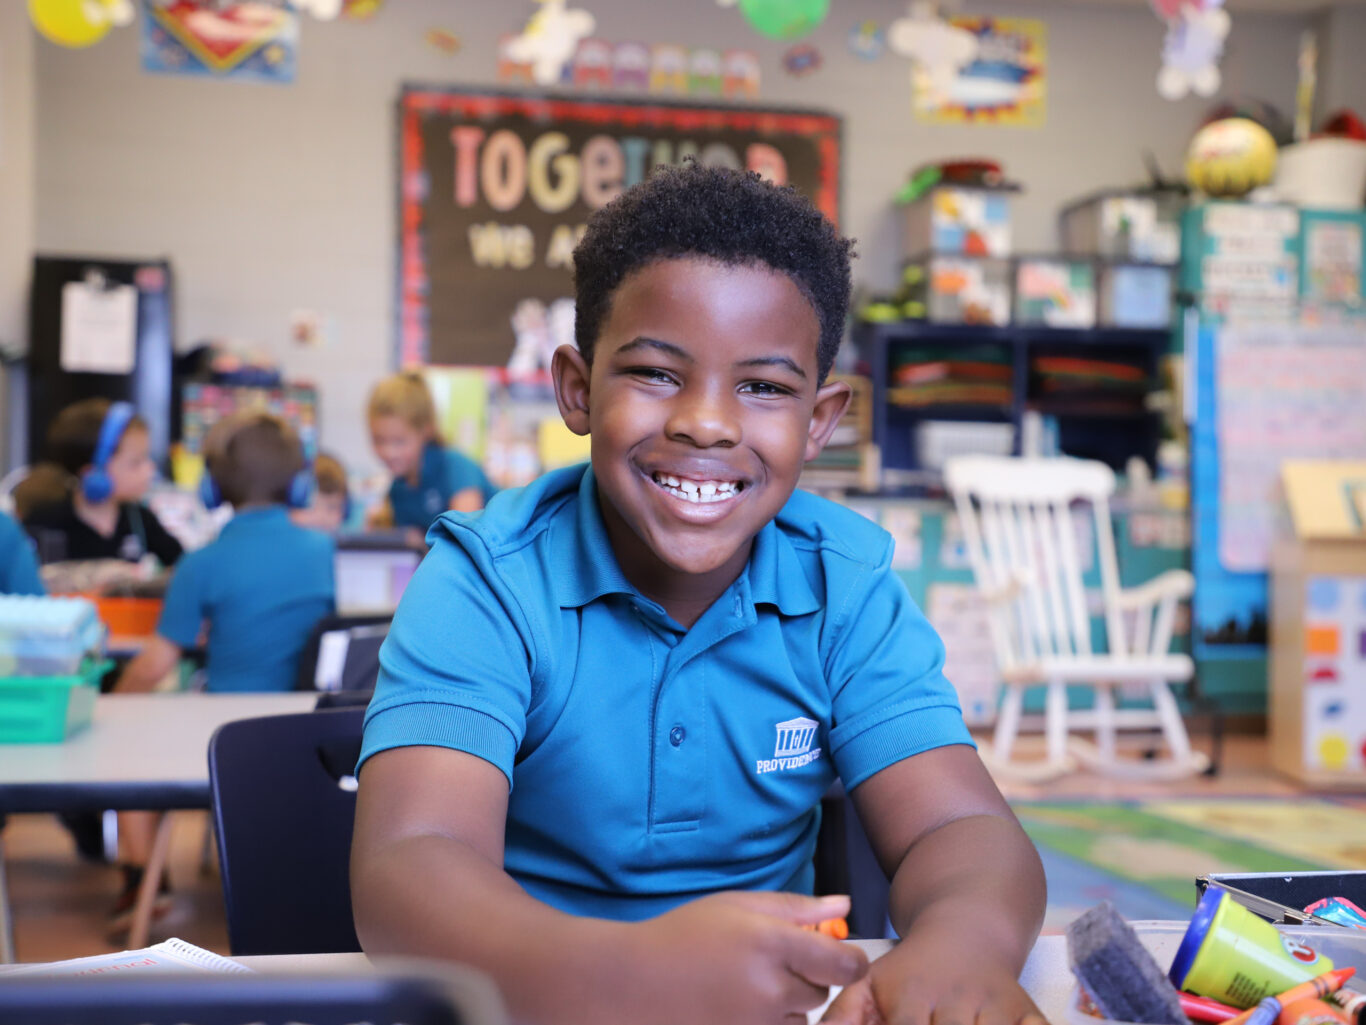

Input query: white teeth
[651,473,743,504]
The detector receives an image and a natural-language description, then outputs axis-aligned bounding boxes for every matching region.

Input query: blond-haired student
[366,373,496,536]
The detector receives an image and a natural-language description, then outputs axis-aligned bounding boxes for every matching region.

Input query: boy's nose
[664,388,741,448]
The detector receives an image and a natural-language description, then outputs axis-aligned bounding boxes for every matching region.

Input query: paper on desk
[61,280,138,374]
[0,937,250,976]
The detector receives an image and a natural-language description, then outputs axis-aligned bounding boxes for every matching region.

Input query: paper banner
[141,0,299,82]
[913,16,1046,127]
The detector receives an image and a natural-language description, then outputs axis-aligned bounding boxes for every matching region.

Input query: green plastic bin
[0,660,108,743]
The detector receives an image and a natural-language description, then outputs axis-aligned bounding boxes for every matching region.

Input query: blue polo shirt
[0,512,43,596]
[157,507,335,693]
[360,464,972,921]
[388,443,496,530]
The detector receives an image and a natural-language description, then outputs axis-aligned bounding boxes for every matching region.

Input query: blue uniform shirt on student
[387,443,496,529]
[360,464,973,922]
[0,512,44,595]
[157,507,335,692]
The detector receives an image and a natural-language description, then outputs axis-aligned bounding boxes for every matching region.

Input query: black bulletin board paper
[397,86,841,368]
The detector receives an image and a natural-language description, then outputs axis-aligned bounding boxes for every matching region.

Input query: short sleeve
[444,449,498,502]
[0,516,44,596]
[826,544,974,791]
[359,527,533,786]
[138,506,184,567]
[156,551,208,648]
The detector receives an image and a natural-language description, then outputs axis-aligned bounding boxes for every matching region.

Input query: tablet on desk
[334,534,424,616]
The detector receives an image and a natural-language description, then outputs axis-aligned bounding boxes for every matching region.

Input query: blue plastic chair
[208,706,365,955]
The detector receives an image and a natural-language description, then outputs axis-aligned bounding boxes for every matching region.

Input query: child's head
[293,452,348,531]
[368,373,437,479]
[47,398,154,505]
[206,413,306,509]
[556,163,855,581]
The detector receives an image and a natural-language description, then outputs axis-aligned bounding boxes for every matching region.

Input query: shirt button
[669,725,686,746]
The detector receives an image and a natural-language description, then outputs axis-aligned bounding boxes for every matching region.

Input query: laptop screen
[333,541,421,615]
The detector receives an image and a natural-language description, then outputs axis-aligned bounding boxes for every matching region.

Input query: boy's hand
[821,931,1049,1025]
[630,892,869,1025]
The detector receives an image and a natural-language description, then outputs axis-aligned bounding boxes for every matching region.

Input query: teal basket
[0,660,109,744]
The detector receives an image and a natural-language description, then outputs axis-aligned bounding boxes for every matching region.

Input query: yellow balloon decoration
[28,0,112,49]
[1186,118,1279,199]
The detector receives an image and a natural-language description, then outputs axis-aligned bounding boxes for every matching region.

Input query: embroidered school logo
[756,717,822,774]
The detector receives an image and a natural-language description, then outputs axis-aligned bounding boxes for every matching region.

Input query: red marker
[1182,992,1243,1022]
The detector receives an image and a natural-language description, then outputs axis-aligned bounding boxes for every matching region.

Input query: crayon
[1226,969,1357,1025]
[1182,992,1243,1022]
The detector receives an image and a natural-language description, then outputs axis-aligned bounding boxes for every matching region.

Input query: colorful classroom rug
[1012,798,1366,932]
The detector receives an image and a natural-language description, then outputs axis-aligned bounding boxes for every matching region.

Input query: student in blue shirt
[352,165,1047,1025]
[366,372,496,541]
[0,511,43,595]
[109,413,334,933]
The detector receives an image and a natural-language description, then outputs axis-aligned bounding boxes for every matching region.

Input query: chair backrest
[295,614,391,692]
[944,455,1127,673]
[209,707,365,955]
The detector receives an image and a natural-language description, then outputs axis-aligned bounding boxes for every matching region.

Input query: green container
[0,660,108,743]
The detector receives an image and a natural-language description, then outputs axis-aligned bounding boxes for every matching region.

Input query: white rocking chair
[944,455,1209,782]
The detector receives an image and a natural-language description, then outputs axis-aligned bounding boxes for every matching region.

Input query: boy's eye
[626,367,679,385]
[740,381,793,397]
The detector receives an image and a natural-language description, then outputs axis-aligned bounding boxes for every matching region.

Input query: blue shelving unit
[853,320,1170,483]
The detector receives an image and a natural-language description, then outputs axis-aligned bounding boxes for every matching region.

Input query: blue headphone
[198,419,314,511]
[81,402,136,504]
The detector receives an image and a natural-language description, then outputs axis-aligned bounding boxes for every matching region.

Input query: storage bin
[1100,264,1174,329]
[1015,258,1097,328]
[915,420,1015,471]
[0,660,107,743]
[0,596,105,677]
[1200,871,1366,926]
[903,186,1013,259]
[907,256,1012,325]
[1060,190,1183,263]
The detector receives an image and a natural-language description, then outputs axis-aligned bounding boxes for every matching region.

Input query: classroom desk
[0,691,319,964]
[233,931,1108,1024]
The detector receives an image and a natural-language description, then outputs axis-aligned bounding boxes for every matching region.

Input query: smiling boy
[352,164,1047,1025]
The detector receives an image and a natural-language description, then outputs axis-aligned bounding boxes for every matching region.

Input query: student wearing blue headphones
[290,452,351,533]
[21,399,183,568]
[110,411,336,935]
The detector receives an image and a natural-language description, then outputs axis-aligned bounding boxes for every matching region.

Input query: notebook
[0,937,249,976]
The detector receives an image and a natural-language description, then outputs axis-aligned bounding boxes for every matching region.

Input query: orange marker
[804,917,849,940]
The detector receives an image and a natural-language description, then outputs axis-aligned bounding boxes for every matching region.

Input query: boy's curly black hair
[572,162,854,383]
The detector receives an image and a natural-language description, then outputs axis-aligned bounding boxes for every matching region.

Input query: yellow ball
[1186,118,1279,199]
[28,0,111,48]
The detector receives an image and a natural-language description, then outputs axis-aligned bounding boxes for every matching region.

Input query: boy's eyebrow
[735,355,808,380]
[615,337,694,362]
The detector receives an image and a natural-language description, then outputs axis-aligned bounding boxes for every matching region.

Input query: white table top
[233,926,1197,1023]
[237,933,1094,1023]
[0,691,319,812]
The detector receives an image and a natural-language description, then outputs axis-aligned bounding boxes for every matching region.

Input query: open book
[0,937,249,976]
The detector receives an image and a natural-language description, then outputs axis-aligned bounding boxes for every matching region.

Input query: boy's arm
[113,635,183,693]
[822,745,1047,1025]
[352,744,868,1025]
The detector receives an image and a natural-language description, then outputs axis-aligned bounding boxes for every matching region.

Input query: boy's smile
[554,257,850,622]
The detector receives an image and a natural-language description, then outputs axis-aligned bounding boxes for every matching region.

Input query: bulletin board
[396,86,842,368]
[1192,322,1366,657]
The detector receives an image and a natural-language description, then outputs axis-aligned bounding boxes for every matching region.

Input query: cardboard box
[1269,460,1366,788]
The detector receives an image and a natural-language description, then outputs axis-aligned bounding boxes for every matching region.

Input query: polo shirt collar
[746,514,821,617]
[551,466,641,609]
[552,467,820,618]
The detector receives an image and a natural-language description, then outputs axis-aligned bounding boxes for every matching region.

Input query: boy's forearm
[886,812,1046,970]
[353,832,638,1025]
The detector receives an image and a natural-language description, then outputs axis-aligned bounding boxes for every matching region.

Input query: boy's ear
[551,344,592,437]
[805,378,853,462]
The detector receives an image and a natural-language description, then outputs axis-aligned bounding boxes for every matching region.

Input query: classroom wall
[1317,5,1366,122]
[0,2,36,472]
[31,0,1321,471]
